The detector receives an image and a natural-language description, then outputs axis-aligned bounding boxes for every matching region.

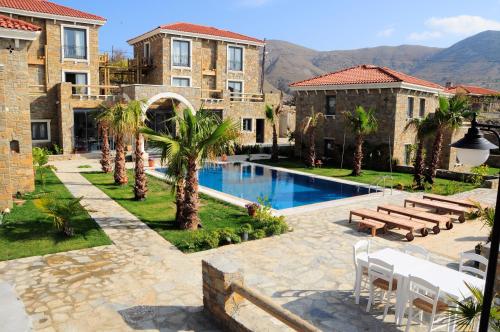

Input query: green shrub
[238,223,253,235]
[217,228,241,245]
[263,218,289,236]
[251,229,266,239]
[471,164,489,186]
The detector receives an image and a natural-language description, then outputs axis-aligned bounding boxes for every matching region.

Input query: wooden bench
[422,193,480,209]
[404,198,469,223]
[350,208,428,241]
[357,219,387,237]
[377,204,454,233]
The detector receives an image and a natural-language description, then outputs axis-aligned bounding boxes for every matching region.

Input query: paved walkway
[0,159,494,331]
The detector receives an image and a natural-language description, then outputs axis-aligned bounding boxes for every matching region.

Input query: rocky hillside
[264,30,500,94]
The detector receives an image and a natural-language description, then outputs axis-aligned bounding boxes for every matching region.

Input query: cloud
[377,28,395,38]
[408,15,500,41]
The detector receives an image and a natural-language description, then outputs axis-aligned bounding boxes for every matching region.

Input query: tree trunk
[181,157,200,230]
[175,177,185,227]
[114,134,128,185]
[413,140,425,189]
[425,128,444,185]
[271,123,279,162]
[306,128,316,167]
[62,220,74,237]
[133,133,147,200]
[352,134,364,176]
[100,125,112,173]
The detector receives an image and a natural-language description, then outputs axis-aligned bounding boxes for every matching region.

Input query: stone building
[0,0,107,154]
[445,84,500,114]
[289,65,466,170]
[0,14,40,210]
[127,22,282,145]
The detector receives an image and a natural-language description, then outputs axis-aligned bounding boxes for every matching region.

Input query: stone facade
[294,88,464,170]
[129,30,286,145]
[0,11,104,151]
[0,38,35,209]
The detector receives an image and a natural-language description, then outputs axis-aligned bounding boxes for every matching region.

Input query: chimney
[445,82,453,88]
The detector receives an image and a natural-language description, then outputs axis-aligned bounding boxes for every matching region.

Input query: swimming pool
[156,163,376,210]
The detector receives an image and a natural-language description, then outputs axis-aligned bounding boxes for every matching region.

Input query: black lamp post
[451,113,499,332]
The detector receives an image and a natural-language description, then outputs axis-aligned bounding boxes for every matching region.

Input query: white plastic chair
[459,252,488,279]
[366,257,397,321]
[404,244,430,260]
[353,240,371,290]
[405,275,450,332]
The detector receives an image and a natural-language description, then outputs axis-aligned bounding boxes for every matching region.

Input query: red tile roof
[290,65,444,90]
[0,13,40,31]
[159,22,264,44]
[0,0,105,22]
[445,85,499,96]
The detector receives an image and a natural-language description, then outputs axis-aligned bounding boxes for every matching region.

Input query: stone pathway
[0,158,494,331]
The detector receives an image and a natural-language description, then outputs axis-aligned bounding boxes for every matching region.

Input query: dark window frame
[407,97,414,119]
[325,95,337,116]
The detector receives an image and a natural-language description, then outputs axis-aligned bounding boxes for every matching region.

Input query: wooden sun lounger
[404,198,469,223]
[357,219,387,237]
[422,193,480,209]
[349,208,428,241]
[377,204,454,233]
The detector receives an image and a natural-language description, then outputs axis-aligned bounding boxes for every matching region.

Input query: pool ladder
[368,175,394,196]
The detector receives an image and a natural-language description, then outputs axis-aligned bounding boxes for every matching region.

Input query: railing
[229,92,264,103]
[368,175,394,196]
[230,282,320,332]
[70,84,121,101]
[63,46,87,60]
[201,89,224,104]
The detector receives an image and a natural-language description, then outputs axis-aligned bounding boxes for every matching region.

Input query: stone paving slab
[0,158,495,332]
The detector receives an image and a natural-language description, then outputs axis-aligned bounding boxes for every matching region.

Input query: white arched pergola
[141,91,196,115]
[139,91,196,154]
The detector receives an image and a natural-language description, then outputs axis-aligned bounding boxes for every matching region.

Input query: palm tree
[142,108,239,230]
[301,107,325,167]
[96,105,114,173]
[343,106,378,176]
[264,93,283,162]
[109,103,130,185]
[126,100,148,200]
[404,116,435,189]
[425,95,470,184]
[34,196,87,237]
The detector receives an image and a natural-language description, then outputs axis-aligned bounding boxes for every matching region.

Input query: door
[256,119,265,144]
[74,109,109,153]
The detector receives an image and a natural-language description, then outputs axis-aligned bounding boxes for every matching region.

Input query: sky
[59,0,500,55]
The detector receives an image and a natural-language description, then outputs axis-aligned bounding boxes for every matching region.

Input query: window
[63,27,87,60]
[64,72,88,94]
[419,98,425,118]
[143,42,151,64]
[326,96,336,116]
[31,121,50,142]
[172,39,190,67]
[172,77,191,87]
[228,81,243,93]
[242,118,253,132]
[228,46,243,71]
[404,144,412,165]
[407,97,414,119]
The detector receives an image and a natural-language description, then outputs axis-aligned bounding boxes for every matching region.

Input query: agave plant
[34,195,88,236]
[447,282,500,331]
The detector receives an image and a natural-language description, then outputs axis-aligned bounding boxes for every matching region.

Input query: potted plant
[0,208,10,226]
[148,158,155,168]
[239,223,253,241]
[245,202,259,217]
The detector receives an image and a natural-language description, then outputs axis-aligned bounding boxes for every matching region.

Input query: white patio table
[354,248,485,327]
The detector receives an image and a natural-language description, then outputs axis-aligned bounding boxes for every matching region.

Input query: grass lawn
[0,170,111,261]
[82,170,254,252]
[255,159,478,195]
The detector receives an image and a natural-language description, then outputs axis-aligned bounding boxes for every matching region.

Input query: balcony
[200,89,265,108]
[63,46,88,60]
[68,84,121,101]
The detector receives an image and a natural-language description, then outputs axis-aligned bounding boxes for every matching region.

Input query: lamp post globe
[455,148,491,167]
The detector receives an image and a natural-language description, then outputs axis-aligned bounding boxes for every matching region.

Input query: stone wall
[293,88,458,169]
[0,38,35,209]
[131,34,263,94]
[0,12,103,149]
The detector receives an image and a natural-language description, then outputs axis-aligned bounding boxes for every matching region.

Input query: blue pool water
[156,163,375,210]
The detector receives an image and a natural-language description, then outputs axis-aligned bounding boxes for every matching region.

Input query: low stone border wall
[202,258,320,332]
[394,165,498,183]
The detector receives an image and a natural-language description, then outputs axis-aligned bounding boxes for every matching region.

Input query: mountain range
[263,30,500,94]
